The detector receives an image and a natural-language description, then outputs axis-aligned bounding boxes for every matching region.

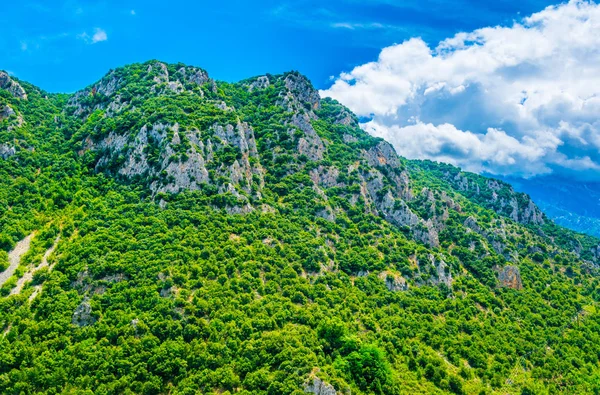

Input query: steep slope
[1,62,600,395]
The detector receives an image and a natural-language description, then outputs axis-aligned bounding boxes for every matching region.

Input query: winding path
[0,234,33,288]
[11,236,60,296]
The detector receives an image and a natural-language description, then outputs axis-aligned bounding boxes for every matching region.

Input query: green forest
[1,61,600,394]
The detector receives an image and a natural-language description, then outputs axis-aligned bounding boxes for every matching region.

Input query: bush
[0,250,8,271]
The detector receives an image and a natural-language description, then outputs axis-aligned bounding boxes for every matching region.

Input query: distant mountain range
[500,176,600,238]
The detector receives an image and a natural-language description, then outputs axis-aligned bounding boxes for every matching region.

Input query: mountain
[1,61,600,394]
[500,175,600,238]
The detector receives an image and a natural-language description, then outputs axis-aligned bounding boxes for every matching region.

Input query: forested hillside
[1,62,600,394]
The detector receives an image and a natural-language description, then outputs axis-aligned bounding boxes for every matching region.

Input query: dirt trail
[11,236,60,296]
[0,234,33,288]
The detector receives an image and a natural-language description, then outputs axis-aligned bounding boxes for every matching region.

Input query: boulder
[498,265,523,290]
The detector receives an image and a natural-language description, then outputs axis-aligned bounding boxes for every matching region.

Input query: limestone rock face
[85,121,263,197]
[364,141,401,168]
[379,271,409,292]
[68,61,215,120]
[72,298,96,327]
[440,170,544,226]
[247,75,270,91]
[433,257,453,287]
[498,265,523,290]
[178,65,211,87]
[304,376,339,395]
[0,104,15,120]
[464,216,481,233]
[0,71,27,100]
[0,144,16,159]
[281,72,321,112]
[291,113,325,161]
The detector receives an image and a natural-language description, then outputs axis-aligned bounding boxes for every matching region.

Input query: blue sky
[1,0,557,93]
[5,0,600,184]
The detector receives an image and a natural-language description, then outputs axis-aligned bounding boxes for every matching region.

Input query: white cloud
[130,9,136,15]
[331,22,385,30]
[321,0,600,179]
[91,28,107,43]
[78,28,107,44]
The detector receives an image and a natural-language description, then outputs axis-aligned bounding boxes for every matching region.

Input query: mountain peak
[0,71,27,100]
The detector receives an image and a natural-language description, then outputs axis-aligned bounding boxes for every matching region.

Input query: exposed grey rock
[0,104,15,120]
[464,216,481,233]
[291,113,325,161]
[432,256,452,287]
[281,73,321,112]
[225,202,254,214]
[591,244,600,260]
[316,208,336,222]
[413,220,440,248]
[446,173,544,226]
[72,298,96,327]
[487,179,502,191]
[149,61,169,83]
[342,134,358,144]
[304,376,339,395]
[333,108,358,127]
[248,76,270,91]
[95,71,121,97]
[498,265,523,290]
[131,318,139,330]
[0,144,16,159]
[521,199,544,225]
[379,271,409,291]
[0,71,27,100]
[166,80,184,93]
[440,192,460,212]
[215,100,233,111]
[85,121,263,198]
[379,191,419,228]
[178,66,211,87]
[364,141,401,168]
[309,166,341,189]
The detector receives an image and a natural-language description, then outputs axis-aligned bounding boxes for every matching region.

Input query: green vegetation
[1,62,600,394]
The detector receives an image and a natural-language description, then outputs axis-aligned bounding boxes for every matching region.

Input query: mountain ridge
[1,60,600,394]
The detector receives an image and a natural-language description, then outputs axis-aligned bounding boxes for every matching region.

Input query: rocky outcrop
[439,170,544,226]
[68,61,215,119]
[72,298,96,327]
[0,104,23,130]
[379,271,409,291]
[433,257,452,287]
[364,141,401,168]
[86,121,263,197]
[0,144,16,159]
[279,72,321,112]
[247,76,270,92]
[498,265,523,290]
[304,376,339,395]
[464,216,481,233]
[0,71,27,100]
[0,104,15,120]
[178,65,211,87]
[291,113,325,161]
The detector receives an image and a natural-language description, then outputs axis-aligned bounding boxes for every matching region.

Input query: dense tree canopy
[1,62,600,394]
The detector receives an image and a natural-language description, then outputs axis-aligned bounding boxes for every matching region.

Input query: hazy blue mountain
[499,175,600,237]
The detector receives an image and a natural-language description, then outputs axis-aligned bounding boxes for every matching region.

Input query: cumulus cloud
[78,28,107,44]
[321,0,600,179]
[91,28,107,43]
